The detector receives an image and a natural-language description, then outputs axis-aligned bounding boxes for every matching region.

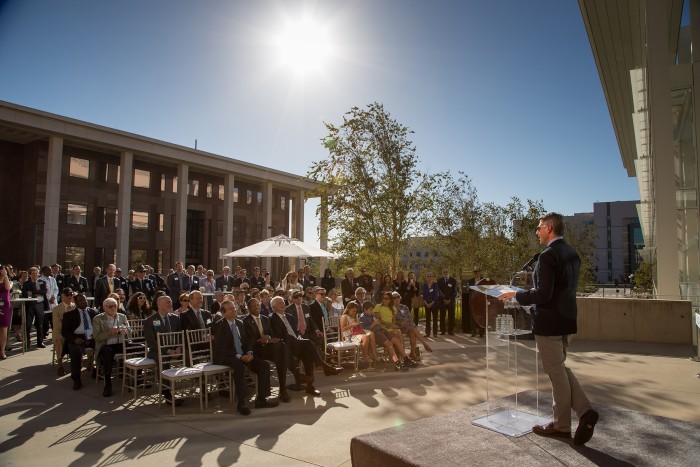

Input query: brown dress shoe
[532,422,571,439]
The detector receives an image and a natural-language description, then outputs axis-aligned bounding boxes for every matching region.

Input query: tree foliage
[307,102,429,274]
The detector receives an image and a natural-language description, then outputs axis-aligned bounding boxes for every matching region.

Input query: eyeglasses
[137,296,146,300]
[104,304,116,309]
[180,299,189,303]
[536,224,550,231]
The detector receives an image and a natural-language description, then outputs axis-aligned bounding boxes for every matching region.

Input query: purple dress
[0,286,11,327]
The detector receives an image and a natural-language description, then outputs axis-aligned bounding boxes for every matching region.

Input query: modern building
[580,0,698,301]
[0,100,318,278]
[592,201,643,283]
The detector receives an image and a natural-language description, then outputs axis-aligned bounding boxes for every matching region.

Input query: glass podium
[469,284,550,437]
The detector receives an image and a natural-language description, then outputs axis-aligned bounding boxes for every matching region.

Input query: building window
[192,180,199,197]
[105,163,120,184]
[218,185,224,201]
[233,188,239,203]
[158,213,164,232]
[257,192,263,204]
[132,211,149,229]
[130,249,148,269]
[206,183,213,198]
[280,196,286,210]
[246,190,253,204]
[160,174,166,191]
[173,176,178,193]
[69,157,90,179]
[97,207,118,228]
[67,204,87,225]
[65,246,85,269]
[134,169,150,188]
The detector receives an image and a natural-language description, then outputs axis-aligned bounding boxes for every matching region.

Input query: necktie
[82,310,91,335]
[297,305,305,335]
[109,278,114,293]
[231,322,243,355]
[320,301,328,318]
[255,316,263,336]
[161,315,171,332]
[196,310,205,328]
[280,314,295,337]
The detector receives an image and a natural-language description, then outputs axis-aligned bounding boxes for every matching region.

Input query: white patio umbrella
[224,234,338,259]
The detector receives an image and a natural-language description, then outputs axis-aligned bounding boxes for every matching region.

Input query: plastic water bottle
[496,315,503,333]
[507,315,514,332]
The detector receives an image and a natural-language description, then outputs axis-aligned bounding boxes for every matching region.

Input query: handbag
[411,295,424,309]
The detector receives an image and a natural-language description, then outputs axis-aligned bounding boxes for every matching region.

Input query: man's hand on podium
[497,290,516,301]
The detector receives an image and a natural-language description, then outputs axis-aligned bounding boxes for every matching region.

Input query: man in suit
[130,264,156,301]
[499,213,598,446]
[285,290,322,344]
[146,265,168,294]
[215,266,235,291]
[90,266,102,297]
[180,291,212,331]
[269,295,342,396]
[437,267,458,335]
[308,288,330,333]
[114,267,129,302]
[143,295,184,406]
[210,291,225,316]
[301,265,316,289]
[51,264,66,299]
[185,265,201,292]
[62,293,97,390]
[357,268,373,293]
[212,300,278,415]
[466,268,484,336]
[232,268,251,288]
[93,297,129,397]
[94,264,117,311]
[67,265,89,295]
[340,268,358,306]
[167,262,190,303]
[242,298,290,402]
[21,267,47,348]
[250,266,265,290]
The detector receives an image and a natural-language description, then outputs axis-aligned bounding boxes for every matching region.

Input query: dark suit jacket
[143,312,182,360]
[340,278,357,304]
[515,238,580,336]
[308,300,328,332]
[55,274,66,295]
[93,276,117,310]
[269,311,297,342]
[185,275,200,292]
[212,317,250,366]
[61,307,97,344]
[129,277,156,300]
[251,275,265,290]
[242,313,274,348]
[215,275,235,291]
[232,276,250,288]
[301,275,317,289]
[167,273,191,302]
[283,303,318,339]
[67,275,89,295]
[180,307,212,331]
[437,276,458,301]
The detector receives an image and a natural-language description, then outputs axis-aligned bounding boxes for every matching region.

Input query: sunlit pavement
[1,331,698,466]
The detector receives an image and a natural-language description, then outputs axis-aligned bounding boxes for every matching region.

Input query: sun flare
[275,18,332,74]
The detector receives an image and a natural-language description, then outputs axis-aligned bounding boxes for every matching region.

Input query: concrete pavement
[1,332,698,466]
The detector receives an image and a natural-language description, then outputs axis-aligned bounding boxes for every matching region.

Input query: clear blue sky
[0,0,638,247]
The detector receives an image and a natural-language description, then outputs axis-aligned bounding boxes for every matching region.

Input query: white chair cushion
[125,357,156,367]
[162,367,203,378]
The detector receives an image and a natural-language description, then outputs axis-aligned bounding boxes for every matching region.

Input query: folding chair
[186,328,233,409]
[156,331,203,415]
[121,319,156,399]
[322,316,359,371]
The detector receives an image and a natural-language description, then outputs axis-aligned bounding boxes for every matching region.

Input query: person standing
[422,273,440,338]
[167,262,190,303]
[94,264,117,311]
[437,267,458,335]
[67,265,89,295]
[0,266,12,359]
[22,267,47,348]
[498,213,598,446]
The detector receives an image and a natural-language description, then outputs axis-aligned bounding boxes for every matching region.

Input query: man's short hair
[540,212,564,235]
[355,287,366,295]
[363,301,374,311]
[270,296,285,308]
[291,291,303,299]
[61,287,74,296]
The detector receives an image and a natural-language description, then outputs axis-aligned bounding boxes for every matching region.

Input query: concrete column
[116,151,133,269]
[42,136,63,265]
[647,0,680,299]
[319,195,329,275]
[263,181,273,272]
[223,173,235,269]
[173,163,189,266]
[295,190,305,241]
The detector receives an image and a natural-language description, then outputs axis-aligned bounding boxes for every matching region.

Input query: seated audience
[340,301,372,364]
[125,292,150,320]
[93,297,130,396]
[212,300,278,415]
[52,288,75,376]
[61,293,97,389]
[359,301,411,371]
[144,295,184,406]
[392,291,432,359]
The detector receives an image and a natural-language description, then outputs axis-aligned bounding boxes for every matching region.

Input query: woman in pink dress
[0,265,13,359]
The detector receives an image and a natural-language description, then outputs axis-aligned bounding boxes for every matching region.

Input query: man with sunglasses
[93,297,130,397]
[498,213,598,446]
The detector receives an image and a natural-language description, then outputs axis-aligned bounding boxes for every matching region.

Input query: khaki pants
[535,334,591,431]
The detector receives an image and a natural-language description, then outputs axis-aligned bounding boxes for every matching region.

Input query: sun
[275,18,332,74]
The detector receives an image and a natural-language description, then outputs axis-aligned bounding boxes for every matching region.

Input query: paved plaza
[1,333,698,466]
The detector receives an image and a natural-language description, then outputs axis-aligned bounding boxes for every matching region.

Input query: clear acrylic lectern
[469,284,550,437]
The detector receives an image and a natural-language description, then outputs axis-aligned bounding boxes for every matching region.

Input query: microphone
[521,253,540,272]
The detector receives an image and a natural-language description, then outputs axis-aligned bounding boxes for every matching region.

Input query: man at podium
[498,212,599,446]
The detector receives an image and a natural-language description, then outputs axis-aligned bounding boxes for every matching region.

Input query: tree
[307,103,429,274]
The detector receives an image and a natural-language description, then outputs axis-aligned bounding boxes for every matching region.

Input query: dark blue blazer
[515,238,580,336]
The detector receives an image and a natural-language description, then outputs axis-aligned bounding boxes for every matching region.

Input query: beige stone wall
[576,297,693,344]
